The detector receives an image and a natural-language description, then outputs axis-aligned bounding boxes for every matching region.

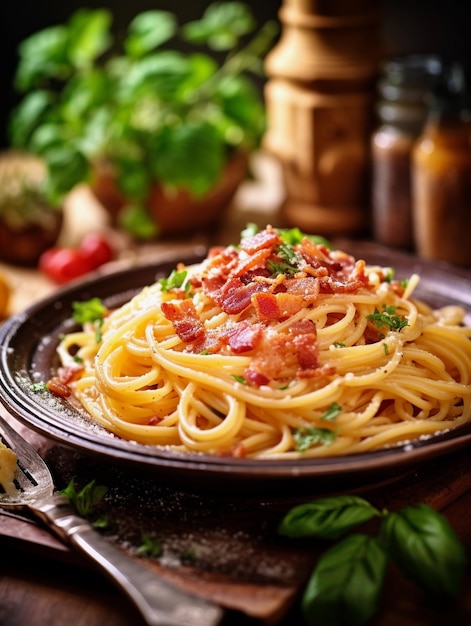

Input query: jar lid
[378,54,443,104]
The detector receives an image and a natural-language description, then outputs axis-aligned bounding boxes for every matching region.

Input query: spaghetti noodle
[54,225,471,459]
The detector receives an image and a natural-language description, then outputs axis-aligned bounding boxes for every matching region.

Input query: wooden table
[0,153,470,625]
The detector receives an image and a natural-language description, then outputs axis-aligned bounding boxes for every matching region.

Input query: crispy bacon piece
[244,369,270,387]
[251,292,280,320]
[298,238,370,293]
[227,321,263,353]
[252,292,304,321]
[161,300,205,343]
[207,276,269,315]
[161,228,369,383]
[46,377,71,398]
[241,318,335,386]
[217,443,247,458]
[283,276,320,301]
[57,364,83,384]
[240,228,280,254]
[233,247,272,278]
[292,334,319,371]
[274,292,304,318]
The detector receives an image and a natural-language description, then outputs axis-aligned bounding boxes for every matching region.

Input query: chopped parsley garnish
[321,402,342,421]
[159,268,189,292]
[231,374,247,384]
[31,382,48,392]
[293,426,337,451]
[267,258,299,276]
[267,242,304,276]
[367,305,409,332]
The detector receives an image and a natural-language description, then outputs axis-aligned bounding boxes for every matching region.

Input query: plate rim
[0,244,470,489]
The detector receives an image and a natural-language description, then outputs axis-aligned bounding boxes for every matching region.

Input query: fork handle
[31,494,224,626]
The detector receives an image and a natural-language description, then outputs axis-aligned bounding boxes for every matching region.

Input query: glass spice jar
[371,55,442,248]
[411,63,471,267]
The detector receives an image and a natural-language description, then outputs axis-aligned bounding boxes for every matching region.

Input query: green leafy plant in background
[9,2,277,238]
[279,495,467,626]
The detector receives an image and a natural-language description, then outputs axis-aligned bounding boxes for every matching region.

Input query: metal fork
[0,414,224,626]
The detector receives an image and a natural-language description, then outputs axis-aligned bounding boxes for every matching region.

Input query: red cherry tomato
[39,247,94,284]
[79,233,114,269]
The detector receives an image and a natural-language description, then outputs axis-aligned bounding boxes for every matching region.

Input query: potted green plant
[9,2,277,239]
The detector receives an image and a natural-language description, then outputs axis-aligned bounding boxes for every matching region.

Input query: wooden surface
[1,413,471,626]
[0,152,470,625]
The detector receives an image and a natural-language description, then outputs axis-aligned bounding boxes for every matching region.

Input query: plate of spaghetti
[0,225,470,493]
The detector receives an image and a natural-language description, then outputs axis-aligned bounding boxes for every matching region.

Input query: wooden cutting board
[1,411,471,624]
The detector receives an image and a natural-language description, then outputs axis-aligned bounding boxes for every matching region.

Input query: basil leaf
[9,91,53,147]
[302,534,387,626]
[15,26,69,90]
[125,10,177,58]
[379,503,467,597]
[42,144,90,203]
[182,2,256,51]
[151,121,225,196]
[279,496,381,540]
[67,8,112,69]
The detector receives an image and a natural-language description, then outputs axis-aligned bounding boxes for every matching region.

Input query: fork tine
[0,416,53,501]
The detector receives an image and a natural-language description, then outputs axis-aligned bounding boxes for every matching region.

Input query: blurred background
[1,0,471,148]
[1,0,471,282]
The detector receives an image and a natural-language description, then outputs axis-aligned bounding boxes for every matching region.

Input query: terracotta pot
[90,153,248,237]
[0,213,63,266]
[0,152,64,266]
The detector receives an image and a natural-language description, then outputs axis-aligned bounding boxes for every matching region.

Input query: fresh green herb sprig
[136,533,162,558]
[231,374,247,384]
[279,496,467,626]
[367,305,409,333]
[292,403,341,451]
[31,381,48,392]
[72,297,107,342]
[159,268,189,293]
[267,242,304,276]
[61,479,109,528]
[293,426,336,451]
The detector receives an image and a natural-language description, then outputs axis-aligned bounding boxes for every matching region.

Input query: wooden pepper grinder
[263,0,381,236]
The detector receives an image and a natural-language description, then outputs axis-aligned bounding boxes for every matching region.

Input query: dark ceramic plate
[0,243,470,495]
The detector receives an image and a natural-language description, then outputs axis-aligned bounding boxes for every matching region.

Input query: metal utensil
[0,414,223,626]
